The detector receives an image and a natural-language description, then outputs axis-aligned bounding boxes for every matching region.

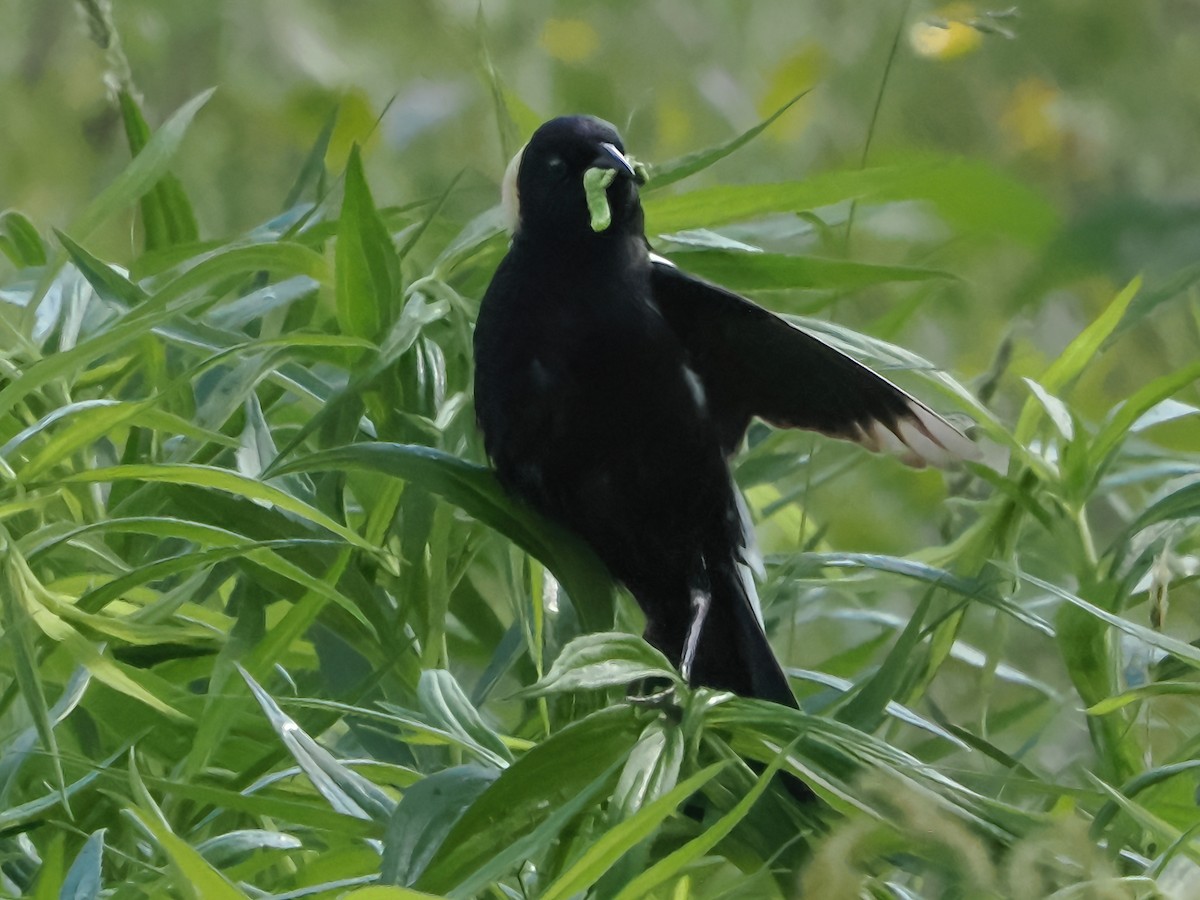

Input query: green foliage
[2,10,1199,898]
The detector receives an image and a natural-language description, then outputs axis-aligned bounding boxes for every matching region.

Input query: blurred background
[1,5,1199,882]
[4,1,1198,414]
[3,0,1198,634]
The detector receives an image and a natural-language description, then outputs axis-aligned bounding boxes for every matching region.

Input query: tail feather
[691,558,797,709]
[694,558,816,803]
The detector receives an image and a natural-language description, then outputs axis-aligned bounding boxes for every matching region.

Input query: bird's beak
[595,142,645,184]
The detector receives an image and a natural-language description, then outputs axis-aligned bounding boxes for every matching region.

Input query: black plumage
[473,115,975,713]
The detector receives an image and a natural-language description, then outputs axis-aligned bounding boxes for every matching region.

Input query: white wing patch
[857,400,981,469]
[681,365,707,412]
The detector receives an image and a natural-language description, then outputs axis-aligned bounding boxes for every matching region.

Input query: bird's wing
[650,258,979,468]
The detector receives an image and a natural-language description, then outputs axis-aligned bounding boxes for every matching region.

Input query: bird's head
[502,115,647,243]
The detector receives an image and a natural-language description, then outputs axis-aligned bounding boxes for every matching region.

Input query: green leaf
[1015,276,1141,445]
[662,248,954,292]
[1086,682,1200,715]
[1013,568,1200,669]
[59,828,105,900]
[540,761,729,900]
[28,832,64,900]
[1041,276,1142,393]
[132,769,377,838]
[56,463,376,554]
[792,668,968,747]
[0,666,90,806]
[418,671,514,767]
[416,706,641,894]
[125,806,249,900]
[522,633,680,697]
[118,89,200,250]
[0,210,47,266]
[380,765,499,887]
[1085,773,1194,861]
[835,592,932,730]
[272,443,616,632]
[26,517,371,634]
[1119,480,1200,549]
[194,830,303,866]
[267,290,447,467]
[609,718,686,823]
[283,105,337,210]
[798,552,1054,636]
[1023,378,1075,441]
[1090,359,1200,474]
[644,157,1057,243]
[0,241,329,427]
[8,399,237,481]
[646,90,811,191]
[240,666,396,822]
[69,88,214,243]
[1090,760,1200,839]
[610,755,782,900]
[336,144,398,340]
[1,544,68,805]
[440,760,624,900]
[56,229,148,305]
[62,632,191,722]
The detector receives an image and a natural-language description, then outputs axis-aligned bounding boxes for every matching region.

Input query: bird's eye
[546,156,566,173]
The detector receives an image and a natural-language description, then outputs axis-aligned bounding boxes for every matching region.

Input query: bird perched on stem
[474,116,976,719]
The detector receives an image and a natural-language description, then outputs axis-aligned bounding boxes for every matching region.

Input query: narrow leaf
[1086,682,1200,715]
[1014,568,1200,669]
[272,444,616,631]
[540,762,729,900]
[1015,276,1141,445]
[644,158,1057,243]
[647,90,811,190]
[70,88,214,242]
[418,671,513,767]
[522,633,679,697]
[1023,378,1075,441]
[612,756,781,900]
[118,89,199,250]
[240,666,395,822]
[1,210,47,266]
[663,249,953,292]
[380,766,499,887]
[125,807,249,900]
[336,144,398,340]
[57,463,377,555]
[59,828,105,900]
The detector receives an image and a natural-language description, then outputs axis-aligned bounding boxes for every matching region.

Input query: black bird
[474,115,976,712]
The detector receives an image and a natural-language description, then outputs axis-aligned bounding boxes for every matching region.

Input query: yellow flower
[539,19,599,64]
[909,5,983,60]
[1001,78,1065,159]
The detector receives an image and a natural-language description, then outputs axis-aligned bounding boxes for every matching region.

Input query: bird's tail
[689,557,817,804]
[690,557,797,709]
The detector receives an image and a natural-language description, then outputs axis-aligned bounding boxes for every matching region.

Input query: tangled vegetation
[1,4,1198,898]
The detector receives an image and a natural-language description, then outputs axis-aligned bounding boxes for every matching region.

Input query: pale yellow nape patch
[500,144,525,234]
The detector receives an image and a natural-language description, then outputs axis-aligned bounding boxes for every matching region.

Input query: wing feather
[650,259,979,467]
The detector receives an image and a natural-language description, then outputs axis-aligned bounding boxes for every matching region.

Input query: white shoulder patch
[681,365,707,411]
